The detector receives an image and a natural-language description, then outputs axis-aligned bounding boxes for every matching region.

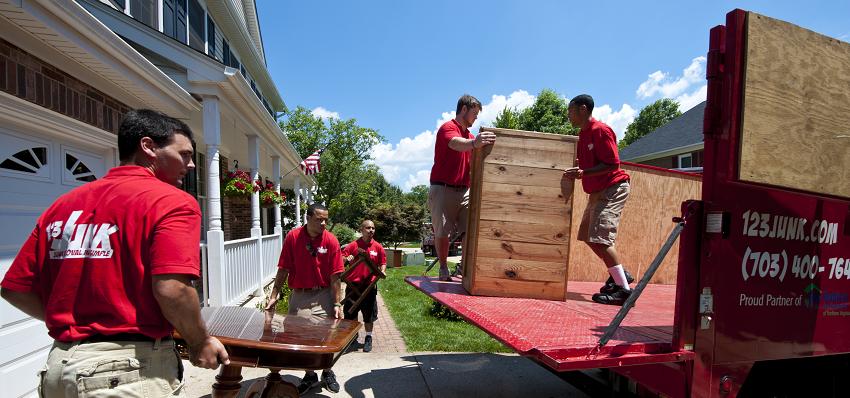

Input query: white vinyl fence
[204,233,282,306]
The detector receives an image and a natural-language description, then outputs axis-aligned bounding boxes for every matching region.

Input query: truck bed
[406,276,693,371]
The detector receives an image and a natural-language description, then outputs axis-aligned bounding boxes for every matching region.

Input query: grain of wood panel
[568,164,701,284]
[476,237,568,263]
[481,163,565,188]
[472,276,566,301]
[477,220,569,246]
[739,12,850,199]
[474,257,566,283]
[480,182,569,206]
[463,146,486,294]
[478,199,570,225]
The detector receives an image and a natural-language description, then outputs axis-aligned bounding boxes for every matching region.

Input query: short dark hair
[117,109,194,161]
[569,94,595,113]
[306,202,328,217]
[456,94,482,114]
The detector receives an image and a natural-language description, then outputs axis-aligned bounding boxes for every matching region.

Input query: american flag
[300,148,323,175]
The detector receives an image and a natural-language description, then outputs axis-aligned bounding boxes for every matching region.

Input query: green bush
[429,301,464,321]
[333,224,358,245]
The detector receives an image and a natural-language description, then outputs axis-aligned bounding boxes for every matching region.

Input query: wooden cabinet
[462,127,701,300]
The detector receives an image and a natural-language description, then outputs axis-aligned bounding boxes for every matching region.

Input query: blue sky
[257,1,850,191]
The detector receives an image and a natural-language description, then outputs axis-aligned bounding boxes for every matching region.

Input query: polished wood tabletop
[175,306,361,370]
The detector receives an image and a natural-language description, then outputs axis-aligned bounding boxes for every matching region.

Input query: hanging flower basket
[222,169,258,197]
[259,181,286,208]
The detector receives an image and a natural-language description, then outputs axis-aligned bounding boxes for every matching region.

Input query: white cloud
[472,90,536,130]
[593,103,637,142]
[675,84,707,112]
[636,56,706,100]
[311,107,339,120]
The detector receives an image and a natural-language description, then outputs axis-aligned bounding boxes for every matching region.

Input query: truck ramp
[406,276,693,371]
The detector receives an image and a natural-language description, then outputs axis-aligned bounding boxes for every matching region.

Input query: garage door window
[65,153,97,183]
[1,147,47,174]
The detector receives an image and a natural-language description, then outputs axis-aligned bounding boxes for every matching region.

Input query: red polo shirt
[342,238,386,284]
[0,166,201,342]
[278,226,344,288]
[430,119,475,187]
[577,118,630,193]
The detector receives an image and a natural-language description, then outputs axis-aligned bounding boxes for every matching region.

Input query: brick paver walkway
[346,289,407,353]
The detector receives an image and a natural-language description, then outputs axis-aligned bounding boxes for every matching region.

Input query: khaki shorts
[289,287,335,321]
[40,338,184,398]
[428,184,470,238]
[578,180,630,246]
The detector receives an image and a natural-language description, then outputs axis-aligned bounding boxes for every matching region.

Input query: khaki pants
[578,180,630,246]
[39,338,185,398]
[428,184,470,238]
[288,287,335,321]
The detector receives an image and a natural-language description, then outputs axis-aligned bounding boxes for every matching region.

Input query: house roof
[620,101,706,161]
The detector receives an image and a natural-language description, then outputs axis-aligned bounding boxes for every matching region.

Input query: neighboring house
[620,101,706,170]
[0,1,314,395]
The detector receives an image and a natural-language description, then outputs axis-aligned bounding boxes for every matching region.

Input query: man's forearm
[331,274,341,304]
[447,137,476,152]
[0,288,45,321]
[152,275,209,347]
[583,162,618,177]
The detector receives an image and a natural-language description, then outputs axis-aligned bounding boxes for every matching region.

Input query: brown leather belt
[430,182,468,189]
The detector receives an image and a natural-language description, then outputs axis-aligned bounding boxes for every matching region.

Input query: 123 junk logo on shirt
[46,210,118,259]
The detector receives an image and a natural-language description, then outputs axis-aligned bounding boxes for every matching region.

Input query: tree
[620,98,681,149]
[366,202,426,249]
[404,185,429,207]
[517,89,577,135]
[492,89,578,135]
[493,106,521,129]
[279,106,384,229]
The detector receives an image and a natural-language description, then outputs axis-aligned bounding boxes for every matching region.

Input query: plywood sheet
[567,165,701,284]
[739,12,850,198]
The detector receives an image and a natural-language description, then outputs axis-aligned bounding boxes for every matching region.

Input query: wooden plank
[473,257,566,283]
[475,237,568,263]
[478,198,569,225]
[568,164,701,284]
[463,146,486,293]
[480,163,565,188]
[739,12,850,199]
[477,220,569,246]
[472,276,566,301]
[480,182,569,207]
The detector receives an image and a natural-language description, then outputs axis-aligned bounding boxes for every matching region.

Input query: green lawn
[378,264,511,353]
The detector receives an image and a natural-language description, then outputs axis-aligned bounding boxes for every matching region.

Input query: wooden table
[174,306,360,398]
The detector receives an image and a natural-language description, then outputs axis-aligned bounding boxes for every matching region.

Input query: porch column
[294,178,301,226]
[203,96,225,306]
[272,155,282,235]
[247,135,262,236]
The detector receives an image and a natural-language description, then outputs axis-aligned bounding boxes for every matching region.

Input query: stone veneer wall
[0,38,129,134]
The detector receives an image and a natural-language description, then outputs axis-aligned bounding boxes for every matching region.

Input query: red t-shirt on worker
[0,166,201,342]
[577,117,630,193]
[278,226,344,288]
[342,238,386,284]
[430,119,475,187]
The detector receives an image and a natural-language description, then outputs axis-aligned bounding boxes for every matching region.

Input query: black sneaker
[298,372,320,394]
[592,286,632,306]
[599,270,635,294]
[363,335,373,352]
[322,370,340,393]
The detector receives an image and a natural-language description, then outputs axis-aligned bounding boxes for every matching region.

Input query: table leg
[212,365,243,398]
[258,370,299,398]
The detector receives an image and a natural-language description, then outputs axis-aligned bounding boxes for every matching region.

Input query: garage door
[0,128,108,397]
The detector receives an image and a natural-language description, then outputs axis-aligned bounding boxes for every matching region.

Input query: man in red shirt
[0,109,229,397]
[341,219,386,352]
[563,94,634,306]
[429,94,496,281]
[265,203,344,394]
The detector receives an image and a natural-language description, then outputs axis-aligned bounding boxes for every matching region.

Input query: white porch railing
[203,233,283,306]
